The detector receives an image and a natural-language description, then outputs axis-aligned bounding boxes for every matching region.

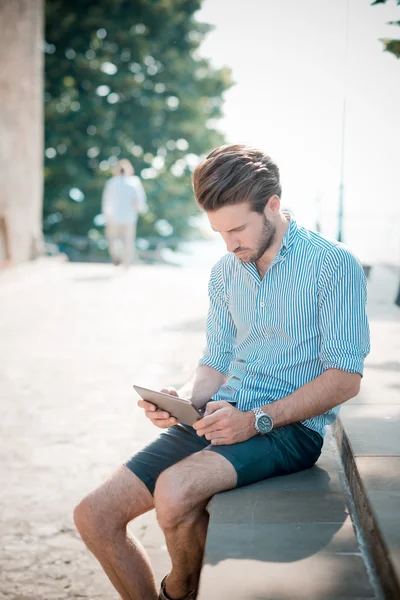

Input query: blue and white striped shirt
[199,217,370,437]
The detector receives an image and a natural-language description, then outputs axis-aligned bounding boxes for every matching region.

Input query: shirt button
[260,302,265,307]
[265,332,269,337]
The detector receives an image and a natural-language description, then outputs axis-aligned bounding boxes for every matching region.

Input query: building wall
[0,0,44,263]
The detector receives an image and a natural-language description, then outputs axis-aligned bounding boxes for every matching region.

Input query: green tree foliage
[44,0,232,247]
[372,0,400,59]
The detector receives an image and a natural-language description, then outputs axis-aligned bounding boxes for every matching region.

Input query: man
[102,159,147,268]
[74,144,370,600]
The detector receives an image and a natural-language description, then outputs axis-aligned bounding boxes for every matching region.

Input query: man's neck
[256,213,290,277]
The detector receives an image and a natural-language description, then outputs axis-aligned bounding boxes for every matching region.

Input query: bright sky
[196,0,400,264]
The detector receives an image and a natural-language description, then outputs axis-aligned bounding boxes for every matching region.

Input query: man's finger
[204,401,227,415]
[204,428,226,441]
[195,417,223,435]
[145,409,171,420]
[210,438,226,446]
[137,399,157,411]
[150,416,177,427]
[154,417,177,425]
[193,412,220,431]
[160,387,178,397]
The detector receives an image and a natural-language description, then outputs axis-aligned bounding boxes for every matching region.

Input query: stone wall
[0,0,44,263]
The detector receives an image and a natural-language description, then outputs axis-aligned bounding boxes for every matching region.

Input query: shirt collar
[280,212,298,252]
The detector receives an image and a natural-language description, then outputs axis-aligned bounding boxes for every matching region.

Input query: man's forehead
[206,202,254,231]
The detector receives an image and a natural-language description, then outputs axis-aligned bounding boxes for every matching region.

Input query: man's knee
[73,494,95,539]
[73,492,116,546]
[74,466,153,545]
[154,468,200,531]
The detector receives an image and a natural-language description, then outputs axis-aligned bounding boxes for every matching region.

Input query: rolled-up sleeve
[318,246,370,375]
[198,269,237,376]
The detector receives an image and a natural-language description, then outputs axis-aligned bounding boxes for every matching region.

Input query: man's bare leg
[123,221,135,268]
[74,465,158,600]
[154,451,237,599]
[160,504,209,597]
[106,223,119,265]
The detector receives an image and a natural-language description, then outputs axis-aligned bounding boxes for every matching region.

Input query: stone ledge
[197,431,376,599]
[333,417,400,600]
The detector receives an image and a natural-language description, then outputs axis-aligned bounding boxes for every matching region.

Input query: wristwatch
[251,406,274,434]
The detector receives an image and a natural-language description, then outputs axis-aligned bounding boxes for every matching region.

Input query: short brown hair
[193,144,281,213]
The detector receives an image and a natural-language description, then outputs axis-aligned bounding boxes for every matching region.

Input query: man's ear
[265,194,281,215]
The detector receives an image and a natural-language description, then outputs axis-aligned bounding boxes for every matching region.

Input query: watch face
[257,414,273,434]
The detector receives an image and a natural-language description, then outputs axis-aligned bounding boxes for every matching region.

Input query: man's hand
[137,386,178,429]
[193,401,257,445]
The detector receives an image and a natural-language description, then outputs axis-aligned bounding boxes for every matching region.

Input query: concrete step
[334,408,400,600]
[332,264,400,600]
[198,430,378,600]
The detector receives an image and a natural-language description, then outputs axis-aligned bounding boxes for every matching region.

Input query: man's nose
[224,236,238,253]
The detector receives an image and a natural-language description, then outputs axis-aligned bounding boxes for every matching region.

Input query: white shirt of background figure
[102,160,148,226]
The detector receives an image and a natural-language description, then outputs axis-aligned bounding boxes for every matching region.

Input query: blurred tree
[44,0,232,248]
[372,0,400,59]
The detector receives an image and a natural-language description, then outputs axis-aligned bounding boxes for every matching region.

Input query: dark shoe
[158,575,198,600]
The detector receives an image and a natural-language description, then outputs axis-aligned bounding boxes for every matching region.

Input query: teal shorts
[124,414,323,495]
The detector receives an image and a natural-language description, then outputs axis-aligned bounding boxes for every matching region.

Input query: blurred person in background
[102,159,147,268]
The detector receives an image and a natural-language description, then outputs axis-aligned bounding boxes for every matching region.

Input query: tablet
[133,385,205,426]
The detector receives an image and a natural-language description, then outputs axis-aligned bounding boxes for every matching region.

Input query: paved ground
[0,259,399,599]
[0,260,211,599]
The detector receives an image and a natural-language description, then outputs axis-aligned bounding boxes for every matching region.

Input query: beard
[235,215,276,263]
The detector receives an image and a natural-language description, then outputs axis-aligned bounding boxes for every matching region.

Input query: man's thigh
[209,422,323,488]
[125,421,322,499]
[153,422,322,513]
[124,424,210,495]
